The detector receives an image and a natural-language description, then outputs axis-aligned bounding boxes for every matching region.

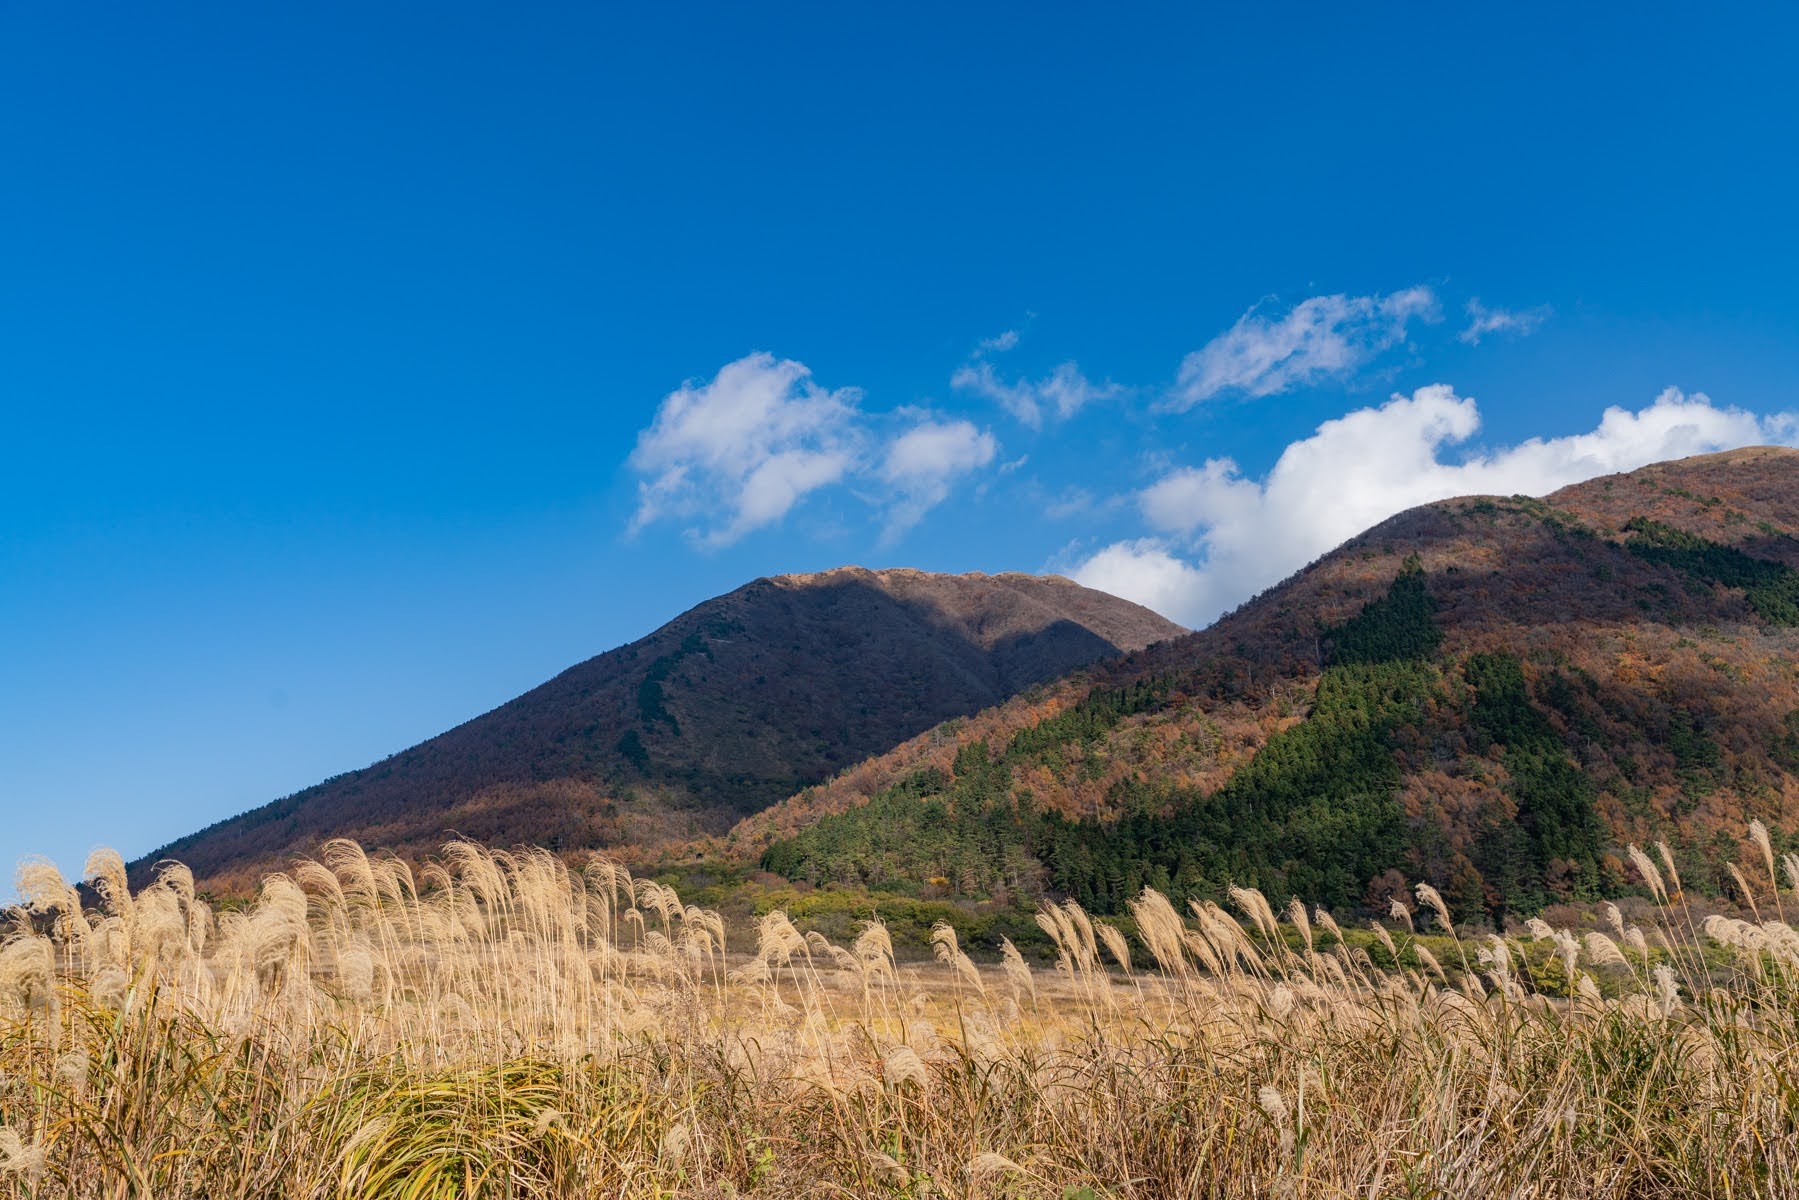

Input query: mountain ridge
[733,448,1799,921]
[136,566,1183,891]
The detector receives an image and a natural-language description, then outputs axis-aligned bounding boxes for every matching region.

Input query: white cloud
[1072,385,1795,626]
[1070,540,1207,623]
[877,417,999,540]
[952,360,1120,428]
[951,331,1121,428]
[882,418,998,482]
[628,353,1001,547]
[628,352,863,548]
[1170,286,1440,409]
[1460,298,1552,345]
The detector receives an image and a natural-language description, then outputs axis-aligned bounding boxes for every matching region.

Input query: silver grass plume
[1727,862,1759,916]
[1626,845,1666,903]
[1751,819,1777,890]
[1656,841,1683,896]
[1415,882,1453,933]
[1389,896,1415,933]
[1097,922,1133,974]
[1131,889,1189,976]
[1229,886,1280,945]
[1583,932,1630,969]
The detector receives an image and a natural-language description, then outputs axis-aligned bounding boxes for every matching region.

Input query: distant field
[1,834,1797,1197]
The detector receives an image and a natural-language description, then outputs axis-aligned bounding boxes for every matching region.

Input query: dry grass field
[2,831,1798,1198]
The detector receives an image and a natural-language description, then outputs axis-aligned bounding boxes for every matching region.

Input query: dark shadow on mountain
[131,569,1180,889]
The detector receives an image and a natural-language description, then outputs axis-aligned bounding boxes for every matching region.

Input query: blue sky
[5,2,1798,880]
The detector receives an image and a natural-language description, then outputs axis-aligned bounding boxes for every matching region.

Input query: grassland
[2,831,1798,1197]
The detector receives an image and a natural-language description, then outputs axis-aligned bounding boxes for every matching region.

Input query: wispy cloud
[628,353,999,547]
[1043,487,1099,520]
[951,331,1121,429]
[1169,287,1440,409]
[877,417,998,541]
[1460,298,1552,345]
[952,361,1121,428]
[1073,385,1795,626]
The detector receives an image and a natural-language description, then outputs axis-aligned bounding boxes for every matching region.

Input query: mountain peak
[140,567,1182,892]
[765,565,1080,589]
[737,450,1799,920]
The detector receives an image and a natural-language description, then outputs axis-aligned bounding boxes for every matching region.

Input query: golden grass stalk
[0,829,1794,1197]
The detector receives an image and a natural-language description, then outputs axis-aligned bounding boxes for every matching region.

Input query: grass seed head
[1627,845,1667,903]
[882,1045,930,1092]
[1414,883,1453,934]
[970,1151,1028,1179]
[1584,932,1630,969]
[0,1128,45,1182]
[1727,862,1758,914]
[1097,922,1132,974]
[1751,819,1777,887]
[1656,841,1683,896]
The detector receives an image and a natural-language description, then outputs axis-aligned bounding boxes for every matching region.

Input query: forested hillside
[138,568,1181,892]
[741,448,1799,923]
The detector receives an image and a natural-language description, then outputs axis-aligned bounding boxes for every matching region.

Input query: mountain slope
[741,448,1799,921]
[139,567,1182,891]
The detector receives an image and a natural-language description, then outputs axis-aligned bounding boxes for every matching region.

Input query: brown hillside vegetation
[9,832,1799,1196]
[138,569,1181,893]
[733,448,1799,921]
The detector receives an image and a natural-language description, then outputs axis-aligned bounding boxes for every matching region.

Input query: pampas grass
[1,829,1798,1197]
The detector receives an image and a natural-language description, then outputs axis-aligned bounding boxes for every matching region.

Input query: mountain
[139,567,1183,892]
[741,448,1799,923]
